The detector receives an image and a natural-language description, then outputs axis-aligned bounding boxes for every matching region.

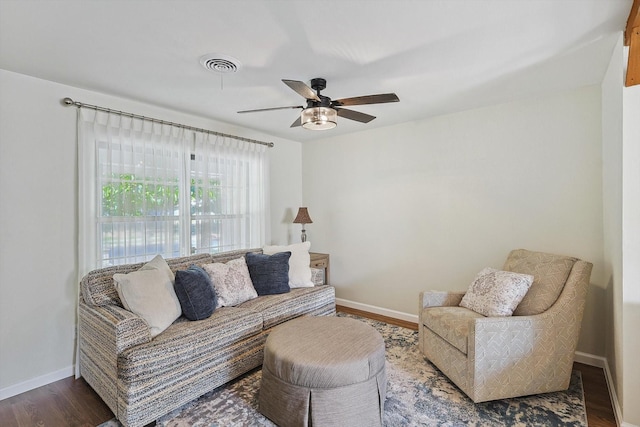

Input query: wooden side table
[309,252,330,285]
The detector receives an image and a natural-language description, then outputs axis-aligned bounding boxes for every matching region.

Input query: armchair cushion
[460,267,533,317]
[503,249,577,315]
[421,306,483,354]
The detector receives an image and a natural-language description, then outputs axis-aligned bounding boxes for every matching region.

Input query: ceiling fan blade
[238,106,303,114]
[290,116,302,128]
[332,93,399,107]
[282,79,321,101]
[336,108,376,123]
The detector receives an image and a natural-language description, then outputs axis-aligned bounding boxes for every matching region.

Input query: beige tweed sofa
[78,248,335,427]
[419,249,592,403]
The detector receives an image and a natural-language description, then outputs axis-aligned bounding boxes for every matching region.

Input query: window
[78,109,268,270]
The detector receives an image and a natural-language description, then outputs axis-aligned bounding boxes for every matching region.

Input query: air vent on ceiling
[199,54,242,74]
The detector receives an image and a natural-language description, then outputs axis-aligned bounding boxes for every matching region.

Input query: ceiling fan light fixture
[301,106,337,130]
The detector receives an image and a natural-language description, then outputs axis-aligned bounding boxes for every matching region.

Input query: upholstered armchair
[418,249,593,403]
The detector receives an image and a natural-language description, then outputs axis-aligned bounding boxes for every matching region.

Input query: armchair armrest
[418,290,466,353]
[471,259,593,364]
[468,299,581,401]
[419,290,466,309]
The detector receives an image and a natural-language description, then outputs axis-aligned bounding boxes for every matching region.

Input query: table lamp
[293,207,313,242]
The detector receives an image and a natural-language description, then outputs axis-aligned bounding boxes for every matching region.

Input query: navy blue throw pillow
[245,251,291,296]
[174,265,217,321]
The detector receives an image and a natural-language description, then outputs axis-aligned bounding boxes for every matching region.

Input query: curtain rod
[62,97,274,148]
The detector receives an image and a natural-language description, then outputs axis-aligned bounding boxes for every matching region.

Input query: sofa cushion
[263,242,313,288]
[113,256,182,338]
[245,251,291,296]
[460,267,533,317]
[237,286,336,330]
[174,265,217,321]
[421,306,484,354]
[203,257,258,308]
[503,249,577,315]
[118,306,263,383]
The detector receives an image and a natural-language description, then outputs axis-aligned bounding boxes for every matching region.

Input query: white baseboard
[603,359,627,427]
[574,350,607,368]
[335,298,419,324]
[574,352,636,427]
[0,365,74,401]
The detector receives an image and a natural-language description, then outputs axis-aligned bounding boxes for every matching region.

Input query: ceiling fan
[238,78,399,130]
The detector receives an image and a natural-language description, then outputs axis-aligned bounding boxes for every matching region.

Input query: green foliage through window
[102,174,220,217]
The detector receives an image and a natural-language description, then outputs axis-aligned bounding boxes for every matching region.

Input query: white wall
[601,33,625,423]
[621,61,640,426]
[0,69,303,396]
[601,35,640,427]
[302,86,606,356]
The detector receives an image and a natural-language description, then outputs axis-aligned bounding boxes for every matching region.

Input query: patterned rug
[99,313,587,426]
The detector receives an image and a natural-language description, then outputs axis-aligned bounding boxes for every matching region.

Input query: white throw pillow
[113,255,182,338]
[459,267,534,317]
[263,241,313,288]
[139,253,175,281]
[203,257,258,308]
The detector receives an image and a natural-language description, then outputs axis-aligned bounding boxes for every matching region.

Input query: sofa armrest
[419,290,466,310]
[79,302,151,355]
[78,302,151,414]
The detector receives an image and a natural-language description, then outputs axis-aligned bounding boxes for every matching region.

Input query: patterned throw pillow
[203,257,258,308]
[459,267,534,317]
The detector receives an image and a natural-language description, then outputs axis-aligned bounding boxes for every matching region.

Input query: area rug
[99,313,587,426]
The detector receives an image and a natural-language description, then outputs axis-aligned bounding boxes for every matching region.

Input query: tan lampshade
[293,207,313,224]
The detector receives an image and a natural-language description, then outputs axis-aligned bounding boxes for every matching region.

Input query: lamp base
[300,227,307,242]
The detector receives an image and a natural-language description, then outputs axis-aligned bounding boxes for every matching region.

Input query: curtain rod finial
[62,97,76,106]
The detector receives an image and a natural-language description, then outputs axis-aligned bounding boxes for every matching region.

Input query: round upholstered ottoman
[258,316,386,427]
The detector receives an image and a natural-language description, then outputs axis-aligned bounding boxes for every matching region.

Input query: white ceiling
[0,0,632,142]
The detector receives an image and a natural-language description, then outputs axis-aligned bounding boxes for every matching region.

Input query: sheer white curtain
[190,132,269,253]
[77,108,189,275]
[77,108,269,276]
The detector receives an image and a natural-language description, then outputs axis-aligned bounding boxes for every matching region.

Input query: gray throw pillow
[245,252,291,296]
[174,265,217,321]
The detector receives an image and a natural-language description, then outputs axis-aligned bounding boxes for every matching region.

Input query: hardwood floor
[0,376,113,427]
[0,306,617,427]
